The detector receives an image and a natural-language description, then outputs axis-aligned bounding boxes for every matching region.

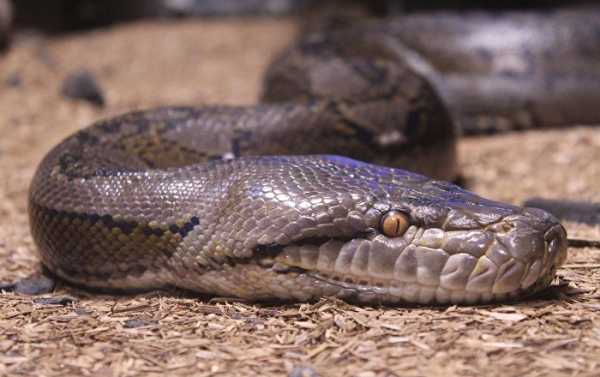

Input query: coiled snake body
[30,7,600,305]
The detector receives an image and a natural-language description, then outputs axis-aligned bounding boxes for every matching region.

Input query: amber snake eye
[380,210,410,238]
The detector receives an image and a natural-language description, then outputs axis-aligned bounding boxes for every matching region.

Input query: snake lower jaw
[262,223,568,305]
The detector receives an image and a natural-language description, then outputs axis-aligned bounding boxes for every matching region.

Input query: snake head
[228,155,567,305]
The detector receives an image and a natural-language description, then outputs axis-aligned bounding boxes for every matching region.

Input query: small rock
[74,307,94,316]
[123,319,158,328]
[14,274,56,295]
[61,69,106,107]
[0,281,16,291]
[289,365,320,377]
[33,296,76,306]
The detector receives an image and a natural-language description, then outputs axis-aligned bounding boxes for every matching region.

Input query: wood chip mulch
[1,17,599,377]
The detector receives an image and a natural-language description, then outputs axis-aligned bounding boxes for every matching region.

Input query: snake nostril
[544,223,566,242]
[544,224,568,267]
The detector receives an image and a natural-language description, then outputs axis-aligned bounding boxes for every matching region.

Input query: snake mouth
[256,221,568,305]
[255,234,371,269]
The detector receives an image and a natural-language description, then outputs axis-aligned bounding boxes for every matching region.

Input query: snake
[29,6,600,305]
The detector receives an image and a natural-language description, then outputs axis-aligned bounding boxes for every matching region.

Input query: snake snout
[522,207,568,269]
[491,207,567,295]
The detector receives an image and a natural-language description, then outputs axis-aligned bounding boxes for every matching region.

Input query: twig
[568,238,600,248]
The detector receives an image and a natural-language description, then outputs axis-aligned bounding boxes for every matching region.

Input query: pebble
[60,69,106,107]
[14,273,56,295]
[123,319,158,328]
[289,365,320,377]
[33,296,76,306]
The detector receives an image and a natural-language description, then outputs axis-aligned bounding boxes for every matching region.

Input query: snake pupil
[380,210,410,238]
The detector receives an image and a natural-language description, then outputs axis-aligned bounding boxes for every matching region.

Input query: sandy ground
[0,18,599,377]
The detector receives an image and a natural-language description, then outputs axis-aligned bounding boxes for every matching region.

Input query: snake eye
[380,210,410,238]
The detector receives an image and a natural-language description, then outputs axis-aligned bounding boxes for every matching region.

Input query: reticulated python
[30,7,600,305]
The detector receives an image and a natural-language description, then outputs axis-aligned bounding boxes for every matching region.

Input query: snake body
[30,7,600,305]
[267,7,600,133]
